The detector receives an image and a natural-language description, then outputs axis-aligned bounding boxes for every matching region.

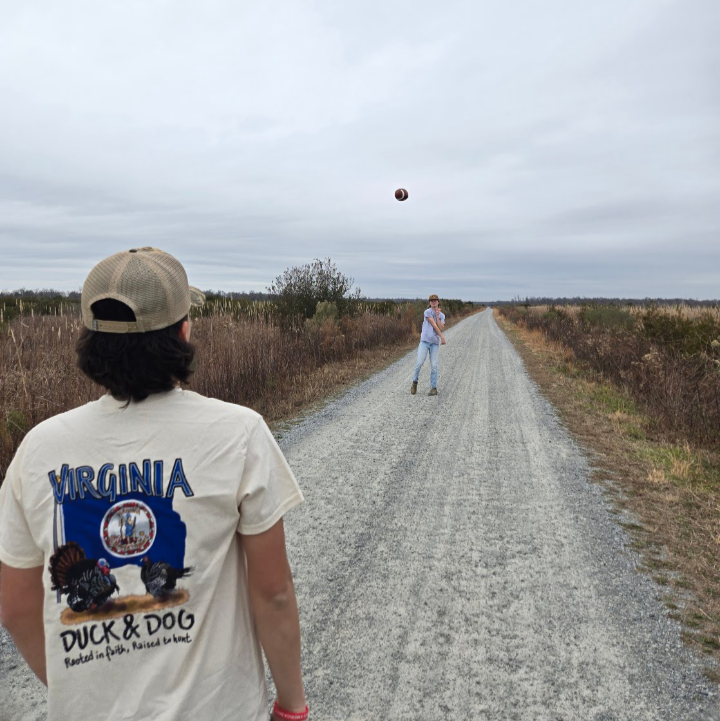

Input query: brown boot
[410,381,418,395]
[428,388,438,396]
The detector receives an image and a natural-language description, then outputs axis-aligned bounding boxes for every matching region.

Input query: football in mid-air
[395,188,408,201]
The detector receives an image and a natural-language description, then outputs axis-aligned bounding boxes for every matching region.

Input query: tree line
[2,258,475,327]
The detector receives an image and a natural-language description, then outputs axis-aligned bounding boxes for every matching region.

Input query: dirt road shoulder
[495,309,720,680]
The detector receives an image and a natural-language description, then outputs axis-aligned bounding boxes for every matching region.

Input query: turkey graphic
[49,542,120,612]
[141,557,194,598]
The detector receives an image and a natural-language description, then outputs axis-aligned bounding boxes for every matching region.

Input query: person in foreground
[411,293,446,396]
[0,247,308,721]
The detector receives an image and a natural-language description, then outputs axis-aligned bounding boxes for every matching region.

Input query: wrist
[273,700,309,720]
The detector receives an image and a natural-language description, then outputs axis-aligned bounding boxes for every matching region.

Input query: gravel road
[2,308,719,720]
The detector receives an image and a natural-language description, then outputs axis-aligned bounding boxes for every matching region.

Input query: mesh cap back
[81,248,205,333]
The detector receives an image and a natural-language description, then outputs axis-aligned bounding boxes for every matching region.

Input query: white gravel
[2,309,719,720]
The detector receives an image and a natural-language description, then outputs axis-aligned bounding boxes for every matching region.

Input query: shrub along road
[2,309,718,720]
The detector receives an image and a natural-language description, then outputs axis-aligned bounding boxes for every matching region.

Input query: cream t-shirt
[0,388,304,721]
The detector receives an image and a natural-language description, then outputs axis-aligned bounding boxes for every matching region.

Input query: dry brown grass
[252,341,417,425]
[496,309,720,674]
[500,305,720,448]
[525,303,720,323]
[1,315,99,479]
[187,309,418,421]
[646,467,667,484]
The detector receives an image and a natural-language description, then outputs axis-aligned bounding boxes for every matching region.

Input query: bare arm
[0,564,47,686]
[244,520,306,717]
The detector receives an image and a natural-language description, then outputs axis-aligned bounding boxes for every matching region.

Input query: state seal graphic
[101,500,156,558]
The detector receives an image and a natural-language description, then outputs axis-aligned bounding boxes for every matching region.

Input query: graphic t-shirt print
[48,458,196,668]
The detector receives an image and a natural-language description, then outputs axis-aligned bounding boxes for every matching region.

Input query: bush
[310,301,338,324]
[542,305,569,323]
[579,305,635,332]
[268,258,361,326]
[640,307,720,356]
[0,294,79,327]
[440,299,474,316]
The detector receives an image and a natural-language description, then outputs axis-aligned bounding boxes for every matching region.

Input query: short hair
[76,299,196,403]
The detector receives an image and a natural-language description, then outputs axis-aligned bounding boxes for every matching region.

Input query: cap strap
[91,319,140,333]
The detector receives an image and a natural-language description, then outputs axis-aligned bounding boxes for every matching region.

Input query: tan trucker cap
[81,247,206,333]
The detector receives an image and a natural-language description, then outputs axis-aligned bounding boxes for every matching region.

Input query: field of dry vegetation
[0,296,477,483]
[500,303,720,446]
[496,302,720,672]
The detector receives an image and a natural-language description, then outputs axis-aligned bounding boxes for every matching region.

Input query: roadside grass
[499,304,720,447]
[261,340,417,429]
[495,310,720,679]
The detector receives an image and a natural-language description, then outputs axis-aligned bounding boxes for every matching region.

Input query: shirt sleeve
[423,309,433,320]
[0,440,44,568]
[236,417,304,535]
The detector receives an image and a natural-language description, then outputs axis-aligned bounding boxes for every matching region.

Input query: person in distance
[411,293,446,396]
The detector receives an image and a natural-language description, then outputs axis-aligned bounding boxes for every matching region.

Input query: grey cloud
[0,0,718,300]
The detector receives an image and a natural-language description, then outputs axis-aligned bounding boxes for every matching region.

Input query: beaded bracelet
[272,700,309,721]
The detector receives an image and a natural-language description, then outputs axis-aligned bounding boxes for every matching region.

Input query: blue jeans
[413,341,439,388]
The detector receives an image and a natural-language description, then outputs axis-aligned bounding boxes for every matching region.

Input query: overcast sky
[1,1,718,301]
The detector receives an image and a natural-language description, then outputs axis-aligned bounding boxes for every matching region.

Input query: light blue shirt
[420,308,445,344]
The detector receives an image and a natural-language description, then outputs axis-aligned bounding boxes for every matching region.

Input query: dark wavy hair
[76,299,196,403]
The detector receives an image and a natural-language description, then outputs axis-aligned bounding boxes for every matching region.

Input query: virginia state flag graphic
[56,484,188,571]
